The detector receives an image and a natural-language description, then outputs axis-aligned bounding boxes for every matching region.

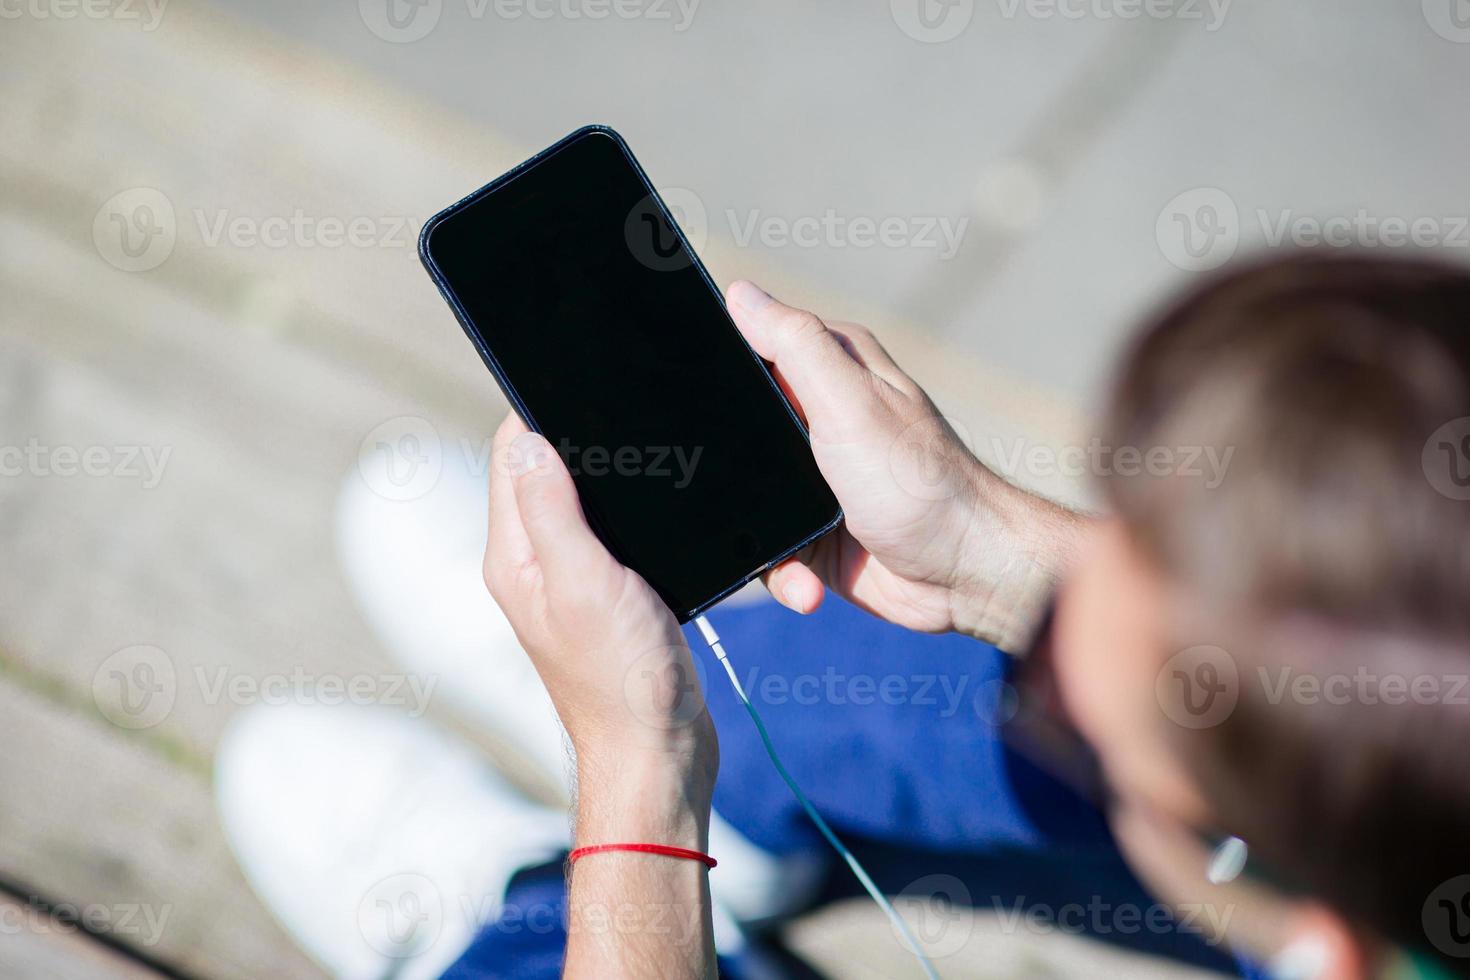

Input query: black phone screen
[421,127,840,620]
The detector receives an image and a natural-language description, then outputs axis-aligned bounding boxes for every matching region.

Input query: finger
[486,413,535,589]
[507,430,616,594]
[762,361,808,428]
[826,320,912,392]
[762,557,826,614]
[725,280,876,432]
[727,280,808,424]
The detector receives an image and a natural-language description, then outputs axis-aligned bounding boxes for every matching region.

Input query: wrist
[945,463,1089,651]
[573,738,717,851]
[564,742,719,979]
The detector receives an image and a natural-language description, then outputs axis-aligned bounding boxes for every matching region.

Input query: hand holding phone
[721,282,1083,650]
[484,411,714,764]
[420,126,840,621]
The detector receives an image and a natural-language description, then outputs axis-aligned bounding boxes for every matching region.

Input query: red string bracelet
[568,843,717,869]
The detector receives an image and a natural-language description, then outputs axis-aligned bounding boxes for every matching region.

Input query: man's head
[1050,253,1470,977]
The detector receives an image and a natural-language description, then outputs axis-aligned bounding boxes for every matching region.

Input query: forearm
[563,750,718,979]
[948,465,1094,653]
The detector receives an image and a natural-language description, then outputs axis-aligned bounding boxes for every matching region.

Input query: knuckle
[772,308,828,350]
[858,371,902,421]
[887,369,926,402]
[786,309,829,340]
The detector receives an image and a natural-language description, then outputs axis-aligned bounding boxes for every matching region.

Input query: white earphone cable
[692,613,941,980]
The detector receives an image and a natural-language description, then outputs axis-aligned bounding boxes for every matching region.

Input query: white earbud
[1268,936,1330,980]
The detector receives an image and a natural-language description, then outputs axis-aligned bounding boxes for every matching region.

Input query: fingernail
[782,582,805,612]
[730,280,773,313]
[509,432,551,476]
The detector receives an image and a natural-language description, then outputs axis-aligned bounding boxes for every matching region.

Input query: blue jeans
[443,597,1260,978]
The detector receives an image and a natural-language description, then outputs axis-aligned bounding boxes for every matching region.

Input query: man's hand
[484,413,717,978]
[726,280,1083,650]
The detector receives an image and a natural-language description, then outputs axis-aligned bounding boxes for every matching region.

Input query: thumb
[726,280,871,432]
[508,431,615,592]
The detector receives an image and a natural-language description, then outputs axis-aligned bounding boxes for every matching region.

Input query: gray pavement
[215,0,1470,412]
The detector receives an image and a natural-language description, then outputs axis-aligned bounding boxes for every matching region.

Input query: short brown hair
[1103,252,1470,971]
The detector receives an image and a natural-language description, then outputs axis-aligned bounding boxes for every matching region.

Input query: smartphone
[419,125,841,622]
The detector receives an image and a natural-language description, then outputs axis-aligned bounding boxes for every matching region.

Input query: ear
[1267,904,1380,980]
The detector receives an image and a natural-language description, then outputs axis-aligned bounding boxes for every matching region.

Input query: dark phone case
[417,124,841,622]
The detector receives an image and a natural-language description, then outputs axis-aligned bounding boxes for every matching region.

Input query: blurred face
[1047,519,1319,969]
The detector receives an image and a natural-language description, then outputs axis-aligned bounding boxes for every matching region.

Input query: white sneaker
[334,439,825,927]
[216,703,570,980]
